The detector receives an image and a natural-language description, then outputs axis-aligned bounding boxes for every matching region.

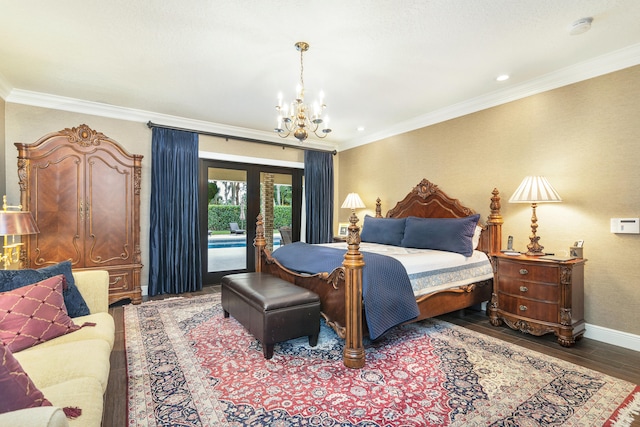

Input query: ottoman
[221,272,321,359]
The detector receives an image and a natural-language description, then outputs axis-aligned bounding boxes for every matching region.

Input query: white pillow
[472,225,483,249]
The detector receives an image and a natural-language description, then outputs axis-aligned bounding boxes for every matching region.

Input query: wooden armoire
[15,124,143,305]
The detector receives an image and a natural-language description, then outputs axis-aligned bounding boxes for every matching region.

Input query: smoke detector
[568,17,593,35]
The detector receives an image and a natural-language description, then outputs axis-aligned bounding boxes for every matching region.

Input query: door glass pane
[260,172,293,251]
[207,167,247,273]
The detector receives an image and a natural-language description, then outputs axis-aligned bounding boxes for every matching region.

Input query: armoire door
[26,143,86,266]
[85,150,136,268]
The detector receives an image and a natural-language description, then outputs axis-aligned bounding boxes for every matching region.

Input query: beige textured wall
[337,65,640,336]
[3,103,304,287]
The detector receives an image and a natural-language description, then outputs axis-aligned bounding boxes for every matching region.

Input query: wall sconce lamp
[509,176,562,256]
[0,195,40,269]
[341,193,366,239]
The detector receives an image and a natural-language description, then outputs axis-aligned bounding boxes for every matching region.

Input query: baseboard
[584,323,640,352]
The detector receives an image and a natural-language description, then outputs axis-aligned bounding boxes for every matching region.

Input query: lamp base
[525,234,545,256]
[525,249,546,256]
[525,202,545,256]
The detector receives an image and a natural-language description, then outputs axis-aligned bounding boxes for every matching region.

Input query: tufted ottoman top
[221,273,319,311]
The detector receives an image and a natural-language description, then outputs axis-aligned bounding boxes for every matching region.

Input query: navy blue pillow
[0,261,90,317]
[360,215,406,246]
[400,214,481,257]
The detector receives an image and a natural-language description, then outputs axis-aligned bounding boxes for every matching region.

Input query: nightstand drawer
[498,294,558,323]
[498,260,558,282]
[498,277,559,301]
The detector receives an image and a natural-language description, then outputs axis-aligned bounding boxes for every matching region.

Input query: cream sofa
[0,270,115,427]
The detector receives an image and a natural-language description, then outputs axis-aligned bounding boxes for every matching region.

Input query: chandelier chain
[299,48,304,94]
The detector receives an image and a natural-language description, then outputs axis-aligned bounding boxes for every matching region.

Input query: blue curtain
[304,150,334,243]
[148,128,202,296]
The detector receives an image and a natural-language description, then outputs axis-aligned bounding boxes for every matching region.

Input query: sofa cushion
[0,342,52,415]
[0,275,80,352]
[41,377,104,427]
[0,261,90,318]
[14,339,112,393]
[17,312,115,352]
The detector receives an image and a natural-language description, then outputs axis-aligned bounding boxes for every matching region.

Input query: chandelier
[274,41,332,142]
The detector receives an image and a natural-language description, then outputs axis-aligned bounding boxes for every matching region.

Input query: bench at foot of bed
[221,272,321,359]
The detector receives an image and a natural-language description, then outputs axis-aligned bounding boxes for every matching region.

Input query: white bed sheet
[319,242,493,297]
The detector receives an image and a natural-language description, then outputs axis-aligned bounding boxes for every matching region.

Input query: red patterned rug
[125,294,639,426]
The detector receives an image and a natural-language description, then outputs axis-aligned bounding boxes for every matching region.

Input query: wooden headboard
[374,178,503,254]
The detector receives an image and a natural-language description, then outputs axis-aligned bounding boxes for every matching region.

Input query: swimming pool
[208,236,281,249]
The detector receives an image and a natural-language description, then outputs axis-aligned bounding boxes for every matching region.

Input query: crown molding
[339,42,640,152]
[3,89,337,152]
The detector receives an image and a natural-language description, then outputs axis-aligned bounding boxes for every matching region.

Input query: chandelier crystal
[274,41,332,142]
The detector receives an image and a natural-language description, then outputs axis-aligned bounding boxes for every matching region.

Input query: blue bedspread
[271,242,419,340]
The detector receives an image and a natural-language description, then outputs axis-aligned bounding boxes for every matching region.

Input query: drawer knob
[519,269,528,275]
[519,286,528,293]
[519,305,528,311]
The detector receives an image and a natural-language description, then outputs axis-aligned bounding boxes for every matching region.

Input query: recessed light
[357,126,365,132]
[496,74,510,82]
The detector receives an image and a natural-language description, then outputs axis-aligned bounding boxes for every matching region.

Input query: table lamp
[0,195,40,269]
[341,193,366,239]
[508,176,562,256]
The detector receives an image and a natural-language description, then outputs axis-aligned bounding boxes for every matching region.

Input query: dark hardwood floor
[104,286,640,426]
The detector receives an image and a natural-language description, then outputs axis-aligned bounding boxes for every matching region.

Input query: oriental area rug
[124,294,639,426]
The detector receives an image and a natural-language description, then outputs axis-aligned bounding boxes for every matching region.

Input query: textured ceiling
[1,1,640,151]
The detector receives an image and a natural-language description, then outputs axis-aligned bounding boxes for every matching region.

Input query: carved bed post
[486,188,503,255]
[342,210,365,369]
[254,214,266,272]
[375,198,382,218]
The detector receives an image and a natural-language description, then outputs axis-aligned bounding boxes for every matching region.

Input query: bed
[254,178,503,368]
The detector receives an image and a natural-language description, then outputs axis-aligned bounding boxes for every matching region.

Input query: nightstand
[489,254,586,347]
[333,235,347,242]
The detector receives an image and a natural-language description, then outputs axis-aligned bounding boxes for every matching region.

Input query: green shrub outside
[208,205,292,232]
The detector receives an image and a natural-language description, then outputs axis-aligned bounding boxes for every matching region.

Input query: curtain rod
[146,121,337,155]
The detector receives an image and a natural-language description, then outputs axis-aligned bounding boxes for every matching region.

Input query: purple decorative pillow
[0,275,80,352]
[0,342,52,414]
[0,261,90,318]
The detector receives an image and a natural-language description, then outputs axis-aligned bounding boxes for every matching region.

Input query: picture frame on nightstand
[570,246,584,258]
[570,240,584,258]
[337,222,349,236]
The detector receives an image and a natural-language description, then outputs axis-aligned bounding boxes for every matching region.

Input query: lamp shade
[0,211,40,236]
[509,176,562,203]
[341,193,365,209]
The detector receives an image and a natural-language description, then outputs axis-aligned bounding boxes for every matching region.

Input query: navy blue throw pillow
[360,215,406,247]
[400,214,481,257]
[0,261,90,317]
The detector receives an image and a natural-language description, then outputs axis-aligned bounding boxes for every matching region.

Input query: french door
[199,158,303,285]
